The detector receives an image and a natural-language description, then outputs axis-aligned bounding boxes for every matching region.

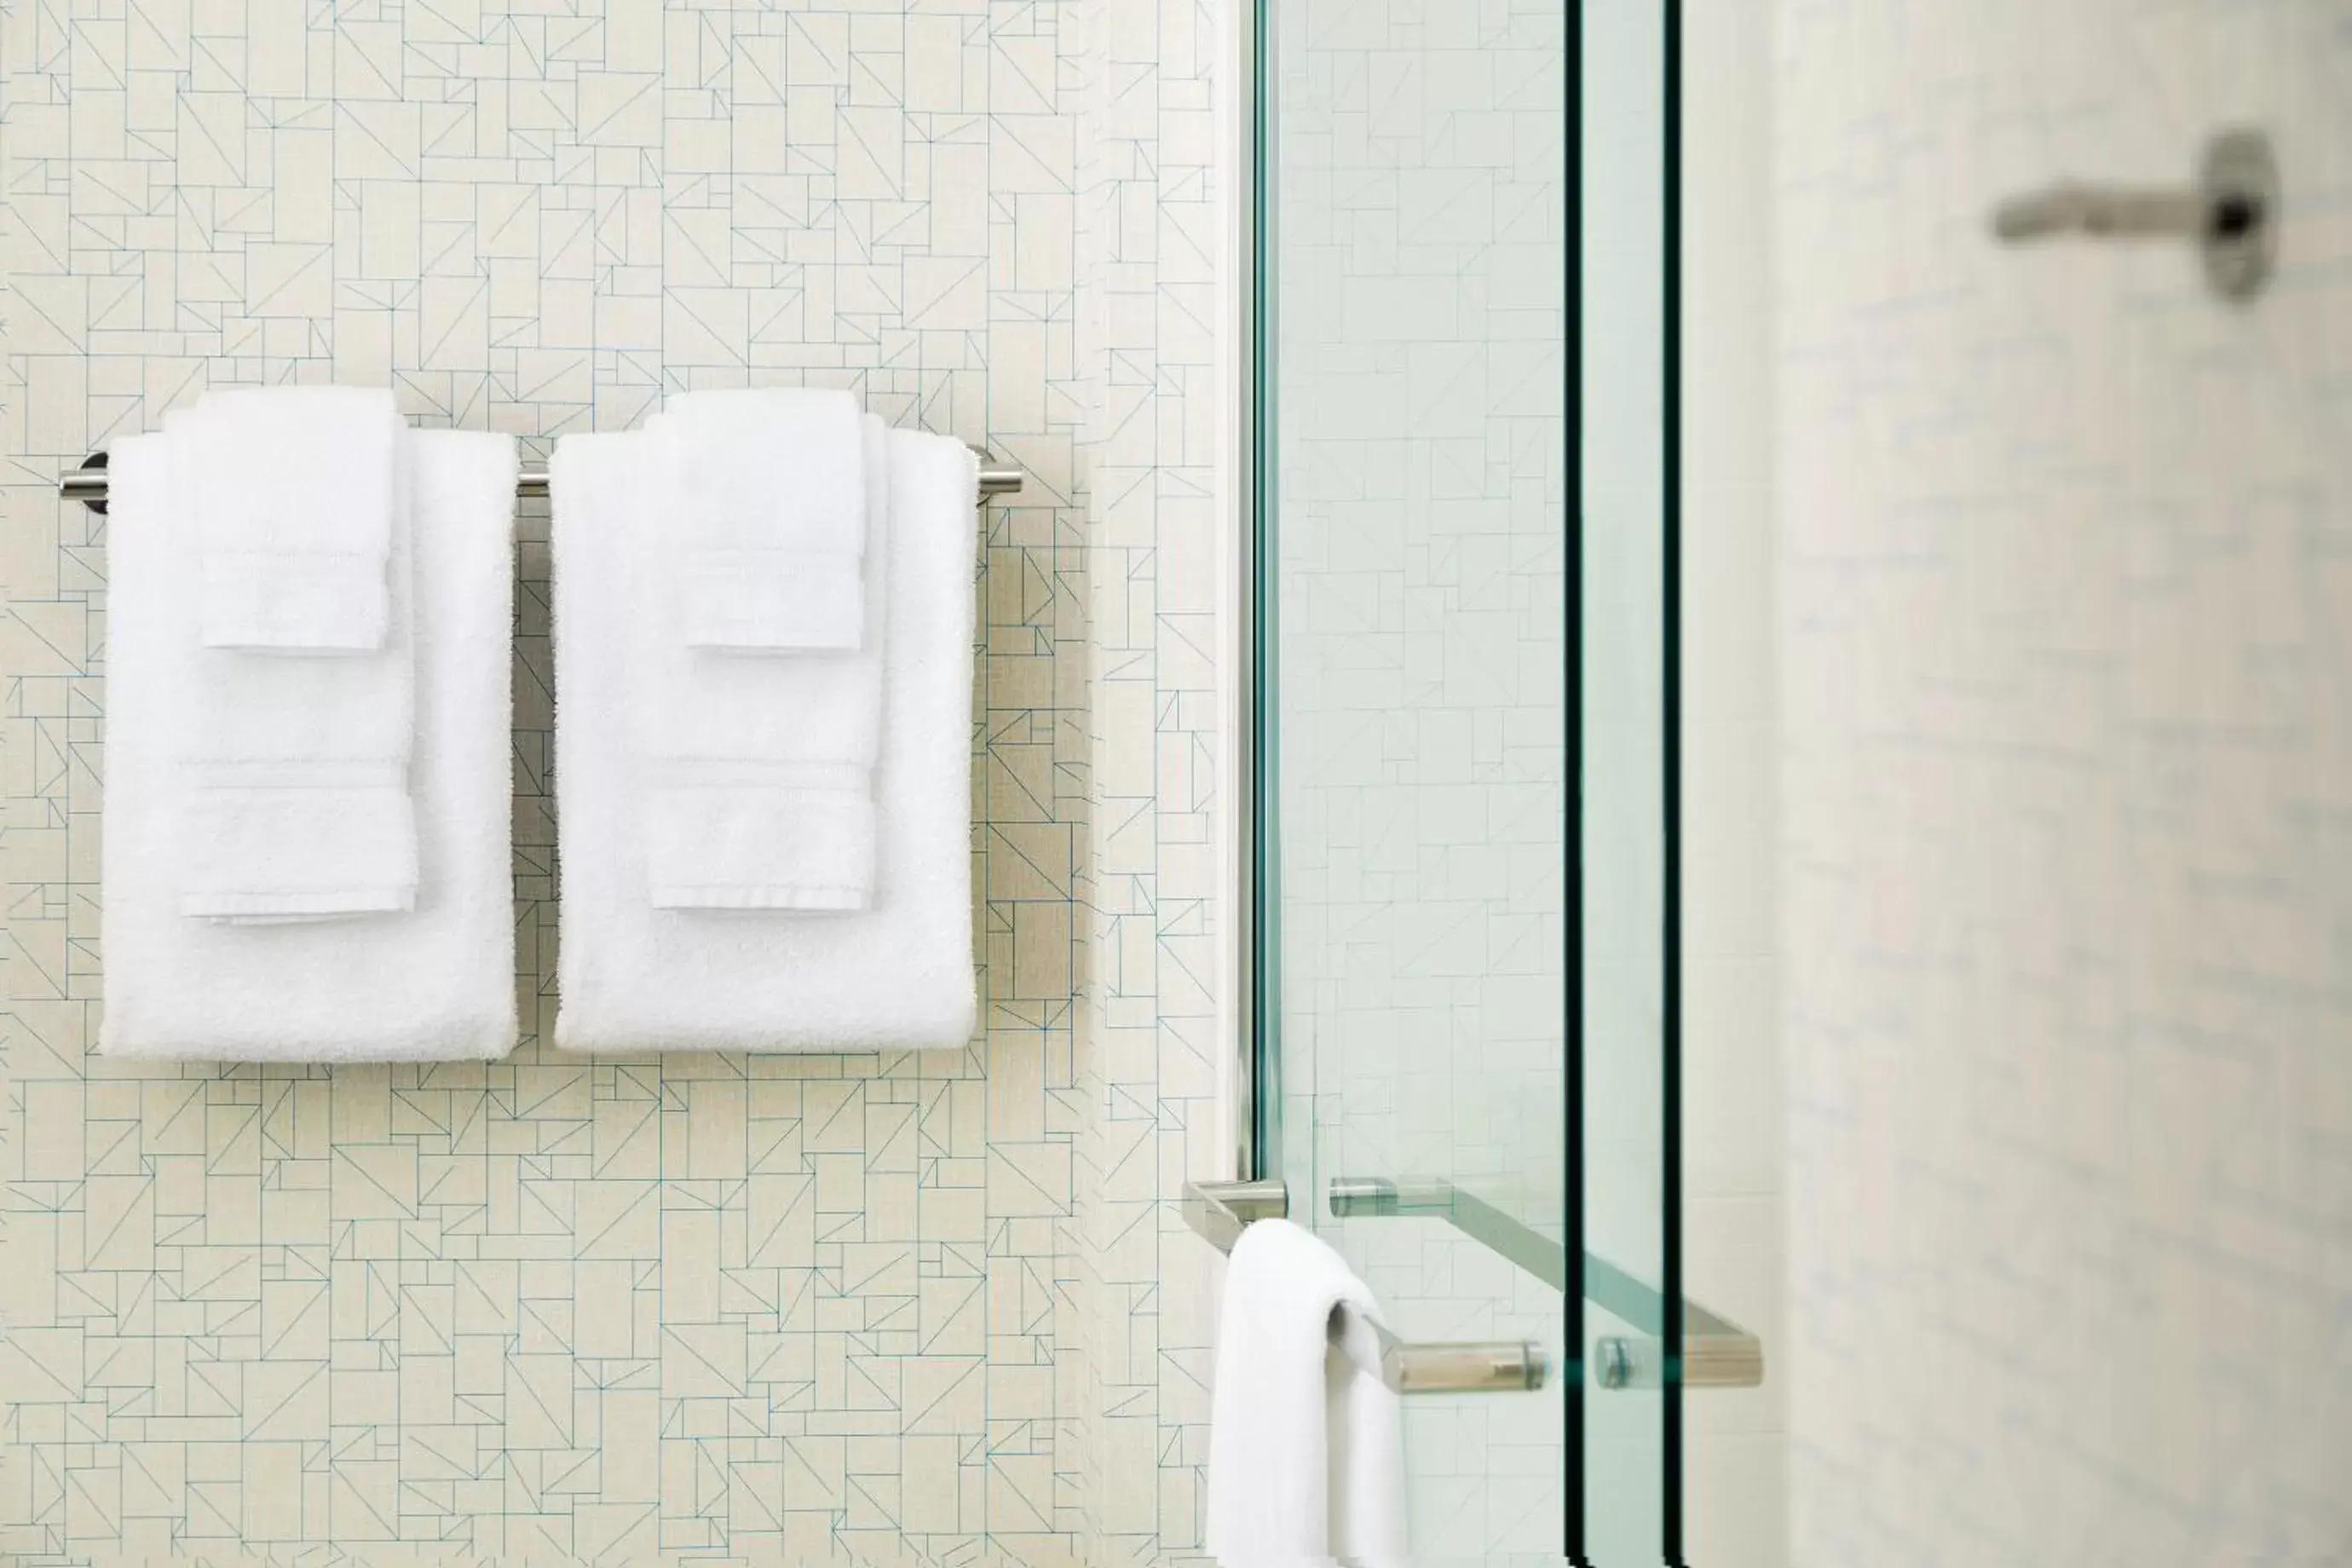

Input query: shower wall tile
[1778,0,2352,1559]
[0,1,1225,1563]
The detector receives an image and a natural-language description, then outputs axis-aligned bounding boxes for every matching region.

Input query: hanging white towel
[657,388,868,650]
[1206,1219,1410,1568]
[101,425,520,1061]
[551,423,977,1053]
[184,385,404,653]
[643,412,891,911]
[156,403,421,920]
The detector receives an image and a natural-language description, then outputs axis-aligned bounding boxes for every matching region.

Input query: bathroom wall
[0,1,1222,1562]
[1066,0,1230,1560]
[1776,0,2352,1559]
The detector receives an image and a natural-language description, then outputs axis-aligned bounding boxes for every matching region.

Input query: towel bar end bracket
[72,453,108,516]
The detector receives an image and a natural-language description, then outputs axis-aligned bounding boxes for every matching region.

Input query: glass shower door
[1578,0,1673,1559]
[1249,0,1693,1560]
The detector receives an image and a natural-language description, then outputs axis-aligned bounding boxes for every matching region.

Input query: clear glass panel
[1255,0,1680,1560]
[1260,1,1580,1561]
[1579,2,1673,1561]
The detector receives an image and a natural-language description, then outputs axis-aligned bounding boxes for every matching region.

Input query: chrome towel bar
[1181,1179,1547,1396]
[56,447,1026,514]
[1328,1173,1766,1391]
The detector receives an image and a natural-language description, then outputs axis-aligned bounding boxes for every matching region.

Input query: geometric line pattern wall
[0,1,1219,1561]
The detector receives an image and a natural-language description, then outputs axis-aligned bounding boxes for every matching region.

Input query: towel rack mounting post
[56,447,1026,515]
[1179,1179,1548,1396]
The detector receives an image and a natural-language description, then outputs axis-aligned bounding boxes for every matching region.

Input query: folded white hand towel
[179,770,418,922]
[551,424,977,1053]
[656,388,868,650]
[644,412,890,910]
[101,426,520,1062]
[152,404,422,920]
[645,774,877,912]
[185,385,404,653]
[1206,1219,1410,1568]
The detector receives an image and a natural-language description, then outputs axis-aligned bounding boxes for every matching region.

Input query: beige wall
[1682,1,1784,1563]
[0,1,1227,1562]
[1776,0,2352,1558]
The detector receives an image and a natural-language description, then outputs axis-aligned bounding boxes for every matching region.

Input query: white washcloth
[157,406,420,919]
[101,427,520,1061]
[645,413,891,910]
[1206,1219,1410,1568]
[551,424,977,1052]
[185,385,404,652]
[657,388,868,650]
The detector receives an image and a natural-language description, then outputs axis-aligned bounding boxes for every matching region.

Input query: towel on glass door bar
[1207,1218,1410,1568]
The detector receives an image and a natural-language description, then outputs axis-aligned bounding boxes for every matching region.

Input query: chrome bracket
[1992,126,2277,303]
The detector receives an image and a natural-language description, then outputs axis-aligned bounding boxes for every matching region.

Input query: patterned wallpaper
[0,0,1224,1562]
[1778,0,2352,1560]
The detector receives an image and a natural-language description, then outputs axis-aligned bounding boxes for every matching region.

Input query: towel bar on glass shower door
[1182,1178,1765,1394]
[56,448,1028,513]
[1181,1179,1548,1396]
[1326,1175,1767,1391]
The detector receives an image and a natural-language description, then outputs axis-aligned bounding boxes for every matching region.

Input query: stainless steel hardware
[1182,1177,1289,1254]
[1328,1173,1767,1392]
[1376,1327,1544,1395]
[1179,1179,1549,1396]
[1593,1330,1764,1392]
[57,448,1026,515]
[1329,1174,1568,1293]
[1991,127,2277,303]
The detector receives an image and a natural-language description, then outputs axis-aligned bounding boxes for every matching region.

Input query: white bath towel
[644,412,890,910]
[101,426,520,1061]
[185,385,404,653]
[1206,1219,1410,1568]
[657,388,868,650]
[551,424,977,1053]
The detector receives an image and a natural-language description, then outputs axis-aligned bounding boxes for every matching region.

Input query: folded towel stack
[172,390,419,921]
[552,391,978,1053]
[643,395,891,912]
[101,389,519,1061]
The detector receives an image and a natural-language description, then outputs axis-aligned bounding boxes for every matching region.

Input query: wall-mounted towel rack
[56,448,1025,514]
[1182,1179,1548,1395]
